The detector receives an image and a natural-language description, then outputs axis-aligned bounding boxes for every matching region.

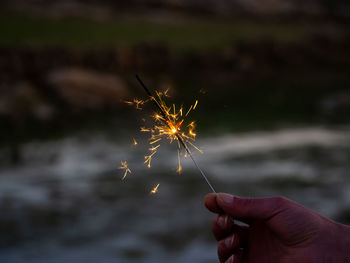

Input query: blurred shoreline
[1,31,350,143]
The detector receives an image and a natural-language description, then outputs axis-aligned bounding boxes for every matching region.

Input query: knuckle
[217,236,237,263]
[217,240,226,256]
[212,215,219,228]
[236,197,256,214]
[273,196,290,208]
[226,255,236,263]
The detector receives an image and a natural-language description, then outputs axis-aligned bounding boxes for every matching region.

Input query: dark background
[0,1,350,262]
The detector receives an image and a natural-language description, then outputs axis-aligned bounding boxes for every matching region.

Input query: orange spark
[185,105,193,117]
[176,150,182,174]
[124,98,146,110]
[119,160,131,180]
[144,150,157,168]
[139,89,202,171]
[150,184,160,194]
[193,100,198,110]
[140,127,151,132]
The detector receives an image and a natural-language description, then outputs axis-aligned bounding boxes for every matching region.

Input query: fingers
[212,214,234,241]
[205,193,223,214]
[225,253,242,263]
[212,214,248,243]
[212,215,248,263]
[206,193,291,223]
[218,233,244,263]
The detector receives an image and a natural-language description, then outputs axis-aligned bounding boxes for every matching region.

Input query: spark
[185,105,193,117]
[133,138,138,146]
[135,75,216,193]
[150,183,160,194]
[119,160,131,180]
[193,100,198,110]
[150,138,162,144]
[124,98,146,110]
[144,149,157,168]
[149,145,160,152]
[140,127,151,132]
[176,150,182,174]
[199,88,207,94]
[138,87,202,170]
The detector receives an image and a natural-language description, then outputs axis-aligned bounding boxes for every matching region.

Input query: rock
[320,92,350,115]
[0,82,55,122]
[47,68,128,110]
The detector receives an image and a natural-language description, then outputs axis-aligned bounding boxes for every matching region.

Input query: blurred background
[1,1,350,262]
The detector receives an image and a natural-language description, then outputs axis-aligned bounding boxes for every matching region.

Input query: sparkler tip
[134,75,216,193]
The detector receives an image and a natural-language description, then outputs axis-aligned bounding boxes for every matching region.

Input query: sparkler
[135,75,216,193]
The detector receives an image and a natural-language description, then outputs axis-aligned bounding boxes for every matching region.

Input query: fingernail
[225,255,235,263]
[217,215,228,229]
[224,234,235,248]
[218,193,234,207]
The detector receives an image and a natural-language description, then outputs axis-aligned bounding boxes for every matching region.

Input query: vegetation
[0,14,315,51]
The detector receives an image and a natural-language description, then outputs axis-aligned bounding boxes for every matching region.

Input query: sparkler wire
[135,74,217,193]
[187,152,216,193]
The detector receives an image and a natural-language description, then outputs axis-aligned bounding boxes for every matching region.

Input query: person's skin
[205,193,350,263]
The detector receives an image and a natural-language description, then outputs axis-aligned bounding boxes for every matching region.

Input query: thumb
[216,193,289,221]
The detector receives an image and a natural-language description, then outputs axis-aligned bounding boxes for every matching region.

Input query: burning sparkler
[119,160,131,180]
[139,90,201,174]
[135,75,216,193]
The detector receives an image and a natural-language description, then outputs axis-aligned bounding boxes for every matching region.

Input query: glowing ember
[176,150,182,174]
[123,98,146,110]
[144,149,156,168]
[193,100,198,110]
[133,138,138,146]
[150,183,160,194]
[119,160,131,180]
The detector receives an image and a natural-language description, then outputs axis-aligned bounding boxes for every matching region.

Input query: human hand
[205,193,350,263]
